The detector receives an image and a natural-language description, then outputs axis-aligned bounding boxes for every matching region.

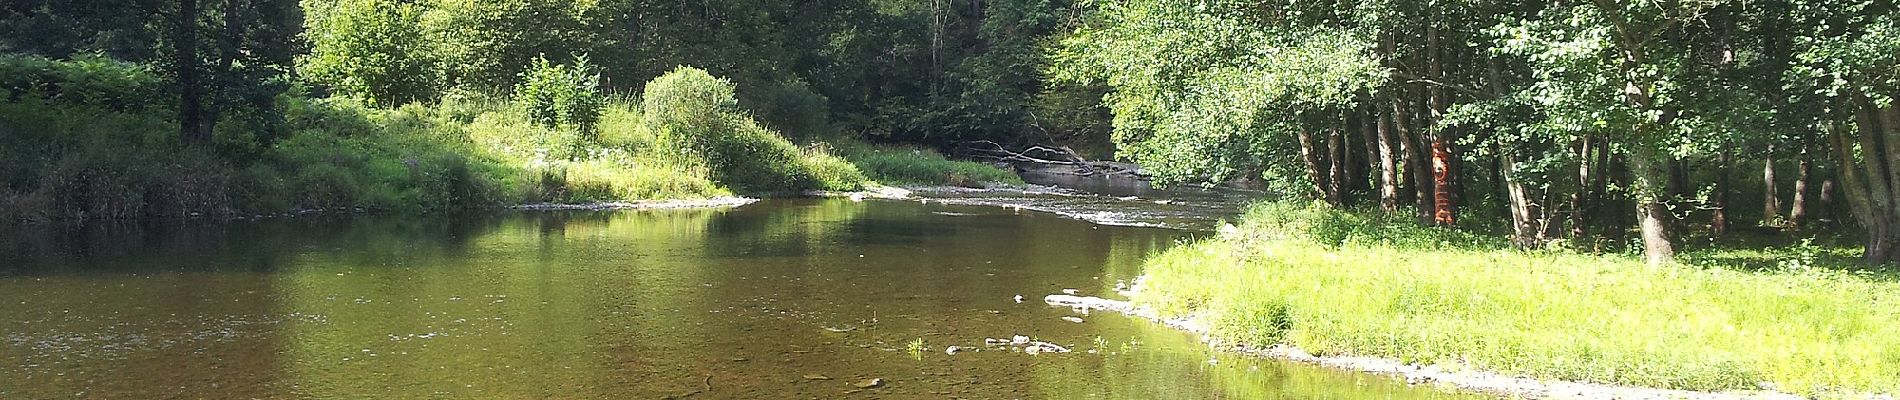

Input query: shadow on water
[0,199,1475,399]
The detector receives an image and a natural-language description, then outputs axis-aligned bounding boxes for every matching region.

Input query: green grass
[1137,201,1900,397]
[835,142,1023,187]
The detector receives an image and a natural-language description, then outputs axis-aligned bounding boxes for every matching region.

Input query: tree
[301,0,441,106]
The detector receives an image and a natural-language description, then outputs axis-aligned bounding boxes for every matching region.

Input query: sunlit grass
[835,142,1023,187]
[1137,202,1900,397]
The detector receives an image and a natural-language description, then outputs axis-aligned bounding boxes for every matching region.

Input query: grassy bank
[835,142,1024,187]
[1137,202,1900,397]
[0,57,1019,222]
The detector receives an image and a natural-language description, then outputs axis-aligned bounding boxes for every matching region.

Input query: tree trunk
[1837,95,1900,265]
[1357,108,1379,196]
[1297,129,1333,205]
[1327,126,1349,206]
[175,0,206,145]
[1763,143,1781,227]
[1790,134,1813,226]
[1666,158,1689,233]
[1376,107,1401,213]
[1503,153,1545,248]
[1712,142,1732,236]
[1393,91,1431,219]
[1573,133,1606,239]
[1629,145,1678,266]
[1426,24,1455,226]
[1818,179,1836,224]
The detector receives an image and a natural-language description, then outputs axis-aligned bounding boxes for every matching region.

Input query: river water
[0,186,1474,398]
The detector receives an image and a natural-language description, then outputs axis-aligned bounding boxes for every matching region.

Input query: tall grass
[835,142,1023,187]
[1138,202,1900,397]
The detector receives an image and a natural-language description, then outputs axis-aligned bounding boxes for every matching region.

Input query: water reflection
[0,200,1472,399]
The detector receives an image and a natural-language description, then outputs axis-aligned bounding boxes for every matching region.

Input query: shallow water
[0,198,1472,399]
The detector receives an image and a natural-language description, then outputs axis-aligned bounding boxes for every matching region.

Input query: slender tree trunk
[1393,90,1431,220]
[1790,134,1813,226]
[1763,143,1782,226]
[1327,126,1349,206]
[1666,158,1689,234]
[1375,36,1402,214]
[1357,108,1378,196]
[1426,24,1455,226]
[1572,133,1600,238]
[175,0,206,145]
[1712,142,1732,236]
[1376,108,1401,213]
[1818,179,1836,224]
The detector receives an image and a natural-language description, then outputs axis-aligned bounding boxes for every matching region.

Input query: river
[0,185,1475,399]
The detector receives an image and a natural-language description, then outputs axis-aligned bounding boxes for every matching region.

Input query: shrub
[516,55,603,134]
[642,66,738,169]
[707,121,815,193]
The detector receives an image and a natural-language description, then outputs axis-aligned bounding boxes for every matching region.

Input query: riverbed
[0,191,1474,398]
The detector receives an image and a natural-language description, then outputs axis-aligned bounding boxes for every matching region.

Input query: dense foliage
[1051,0,1900,266]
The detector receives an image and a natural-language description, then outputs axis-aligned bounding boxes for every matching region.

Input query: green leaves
[1052,0,1381,186]
[300,0,440,107]
[515,55,604,134]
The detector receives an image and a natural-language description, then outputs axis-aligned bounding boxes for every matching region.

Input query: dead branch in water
[954,140,1145,178]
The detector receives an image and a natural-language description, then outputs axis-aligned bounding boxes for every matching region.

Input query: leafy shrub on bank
[642,66,737,169]
[642,67,869,194]
[516,55,603,134]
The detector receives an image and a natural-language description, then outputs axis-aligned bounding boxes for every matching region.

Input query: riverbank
[1,58,1022,224]
[1124,202,1899,399]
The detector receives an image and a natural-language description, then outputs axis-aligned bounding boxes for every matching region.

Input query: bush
[642,66,738,169]
[707,121,815,193]
[516,55,603,134]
